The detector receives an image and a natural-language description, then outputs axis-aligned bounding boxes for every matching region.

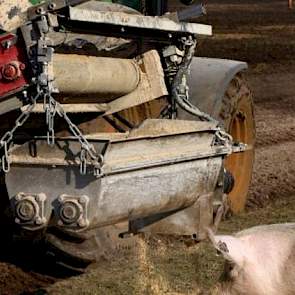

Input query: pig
[208,223,295,295]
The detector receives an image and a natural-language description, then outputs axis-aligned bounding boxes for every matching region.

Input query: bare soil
[1,1,295,294]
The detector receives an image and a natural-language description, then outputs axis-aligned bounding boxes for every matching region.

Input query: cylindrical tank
[53,54,140,102]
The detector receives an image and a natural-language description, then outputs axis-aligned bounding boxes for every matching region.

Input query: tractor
[0,0,255,271]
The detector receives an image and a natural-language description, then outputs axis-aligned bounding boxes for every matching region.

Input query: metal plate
[69,6,212,36]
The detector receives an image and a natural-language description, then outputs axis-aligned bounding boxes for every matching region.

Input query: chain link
[2,141,10,173]
[215,129,233,147]
[43,94,102,176]
[0,92,40,172]
[0,90,102,176]
[0,13,102,176]
[44,93,57,146]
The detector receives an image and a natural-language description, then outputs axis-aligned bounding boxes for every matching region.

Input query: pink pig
[208,223,295,295]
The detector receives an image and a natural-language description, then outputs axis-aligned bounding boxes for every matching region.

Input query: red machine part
[0,34,29,99]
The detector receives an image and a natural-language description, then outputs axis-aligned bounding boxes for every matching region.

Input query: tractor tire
[179,69,255,214]
[217,73,255,213]
[43,225,130,274]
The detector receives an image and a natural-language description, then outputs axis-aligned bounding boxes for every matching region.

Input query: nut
[36,193,46,202]
[2,63,19,81]
[15,193,23,202]
[79,195,88,204]
[78,218,89,228]
[36,7,44,14]
[48,3,56,10]
[35,217,43,225]
[59,200,81,224]
[16,199,36,222]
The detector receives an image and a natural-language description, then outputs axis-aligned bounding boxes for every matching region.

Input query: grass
[45,197,295,295]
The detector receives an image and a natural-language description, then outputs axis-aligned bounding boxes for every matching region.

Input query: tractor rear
[0,0,255,271]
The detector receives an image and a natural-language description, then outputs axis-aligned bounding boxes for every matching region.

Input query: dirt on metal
[1,0,295,294]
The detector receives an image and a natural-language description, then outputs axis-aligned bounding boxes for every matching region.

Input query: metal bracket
[57,194,90,229]
[27,0,90,20]
[28,0,64,20]
[14,192,47,229]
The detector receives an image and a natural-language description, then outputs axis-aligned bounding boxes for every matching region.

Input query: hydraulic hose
[172,38,218,124]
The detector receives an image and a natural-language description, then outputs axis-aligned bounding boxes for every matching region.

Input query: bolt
[48,3,56,10]
[35,217,43,225]
[22,91,28,99]
[58,195,64,203]
[78,219,87,227]
[57,220,63,226]
[15,194,22,202]
[36,7,44,14]
[79,195,88,204]
[78,219,85,227]
[36,193,46,202]
[2,40,12,49]
[19,63,26,71]
[16,199,36,222]
[62,203,77,219]
[59,201,81,224]
[2,63,18,81]
[15,218,20,224]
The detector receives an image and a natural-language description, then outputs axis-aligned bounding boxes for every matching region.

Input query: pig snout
[208,224,295,295]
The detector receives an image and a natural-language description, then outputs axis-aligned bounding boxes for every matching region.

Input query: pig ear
[207,229,245,266]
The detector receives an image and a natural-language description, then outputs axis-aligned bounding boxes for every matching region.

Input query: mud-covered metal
[27,0,89,20]
[131,193,214,241]
[68,6,212,37]
[105,50,168,114]
[0,0,249,247]
[13,192,47,228]
[25,103,109,113]
[52,54,140,100]
[5,119,231,232]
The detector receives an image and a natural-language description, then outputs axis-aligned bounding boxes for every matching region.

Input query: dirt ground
[1,1,295,294]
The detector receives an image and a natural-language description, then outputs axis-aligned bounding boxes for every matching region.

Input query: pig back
[236,223,295,238]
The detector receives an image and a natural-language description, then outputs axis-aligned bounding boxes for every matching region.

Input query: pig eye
[227,263,237,276]
[227,264,234,273]
[220,263,237,282]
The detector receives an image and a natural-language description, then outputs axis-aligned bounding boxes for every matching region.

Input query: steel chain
[0,92,41,172]
[44,94,102,176]
[215,129,233,147]
[44,93,57,146]
[0,91,102,176]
